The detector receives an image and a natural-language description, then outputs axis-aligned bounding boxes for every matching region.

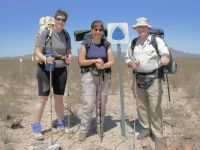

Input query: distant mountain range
[0,48,200,60]
[115,48,200,58]
[169,48,200,58]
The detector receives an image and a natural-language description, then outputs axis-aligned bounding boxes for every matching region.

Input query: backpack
[33,16,69,62]
[33,16,55,62]
[74,29,108,41]
[131,28,177,74]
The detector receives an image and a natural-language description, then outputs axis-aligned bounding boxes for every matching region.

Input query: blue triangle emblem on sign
[112,26,125,40]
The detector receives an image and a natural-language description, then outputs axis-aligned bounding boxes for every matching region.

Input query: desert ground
[0,57,200,150]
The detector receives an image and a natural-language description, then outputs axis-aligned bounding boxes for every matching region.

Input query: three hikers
[32,11,171,149]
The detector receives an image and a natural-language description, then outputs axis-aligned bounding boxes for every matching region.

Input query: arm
[65,31,72,55]
[65,34,72,64]
[124,43,133,66]
[35,46,46,62]
[65,53,72,64]
[35,47,55,64]
[65,31,72,64]
[156,37,170,66]
[124,42,140,69]
[35,29,55,64]
[159,54,170,66]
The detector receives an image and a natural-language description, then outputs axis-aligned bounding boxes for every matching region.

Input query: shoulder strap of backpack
[150,35,160,57]
[84,38,92,52]
[131,36,160,56]
[45,28,53,46]
[131,37,138,56]
[102,39,110,55]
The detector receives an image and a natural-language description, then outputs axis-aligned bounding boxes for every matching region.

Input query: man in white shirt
[125,17,169,149]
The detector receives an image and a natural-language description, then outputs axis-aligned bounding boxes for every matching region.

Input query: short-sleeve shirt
[36,28,71,56]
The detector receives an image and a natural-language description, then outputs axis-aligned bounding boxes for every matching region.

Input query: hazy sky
[0,0,199,57]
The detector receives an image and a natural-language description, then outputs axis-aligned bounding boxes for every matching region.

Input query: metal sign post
[108,23,129,138]
[116,43,126,137]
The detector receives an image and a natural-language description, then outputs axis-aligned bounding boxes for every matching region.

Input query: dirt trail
[0,80,200,150]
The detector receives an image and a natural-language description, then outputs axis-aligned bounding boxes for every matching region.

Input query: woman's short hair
[54,10,68,20]
[91,20,104,30]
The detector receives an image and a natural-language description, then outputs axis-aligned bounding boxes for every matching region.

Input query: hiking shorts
[37,64,67,96]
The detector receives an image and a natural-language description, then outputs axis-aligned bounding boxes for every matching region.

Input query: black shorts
[37,65,67,96]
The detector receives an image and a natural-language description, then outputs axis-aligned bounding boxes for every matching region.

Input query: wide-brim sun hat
[132,17,151,29]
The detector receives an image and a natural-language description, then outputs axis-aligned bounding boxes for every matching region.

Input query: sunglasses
[55,17,66,22]
[93,28,103,32]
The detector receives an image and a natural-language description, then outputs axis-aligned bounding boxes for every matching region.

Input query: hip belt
[133,68,164,89]
[133,68,164,78]
[38,56,66,69]
[81,66,111,75]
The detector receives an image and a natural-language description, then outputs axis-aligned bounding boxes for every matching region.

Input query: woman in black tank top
[78,20,115,141]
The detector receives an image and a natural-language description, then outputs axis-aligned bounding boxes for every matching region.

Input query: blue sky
[0,0,200,57]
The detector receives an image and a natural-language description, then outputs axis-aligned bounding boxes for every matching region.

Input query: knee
[82,97,95,111]
[38,97,48,105]
[83,102,94,111]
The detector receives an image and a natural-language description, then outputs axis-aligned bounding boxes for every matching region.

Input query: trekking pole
[46,44,61,150]
[98,74,103,142]
[133,72,137,149]
[66,65,71,132]
[66,65,70,97]
[165,73,174,141]
[49,66,53,145]
[48,65,61,150]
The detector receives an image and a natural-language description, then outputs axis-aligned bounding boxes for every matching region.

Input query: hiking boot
[137,128,150,140]
[64,127,74,134]
[56,119,65,132]
[33,133,45,140]
[31,122,45,140]
[78,131,87,141]
[155,137,167,150]
[56,119,65,128]
[56,119,74,134]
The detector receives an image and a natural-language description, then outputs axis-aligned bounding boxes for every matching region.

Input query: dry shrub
[166,57,200,142]
[0,59,35,120]
[169,57,200,99]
